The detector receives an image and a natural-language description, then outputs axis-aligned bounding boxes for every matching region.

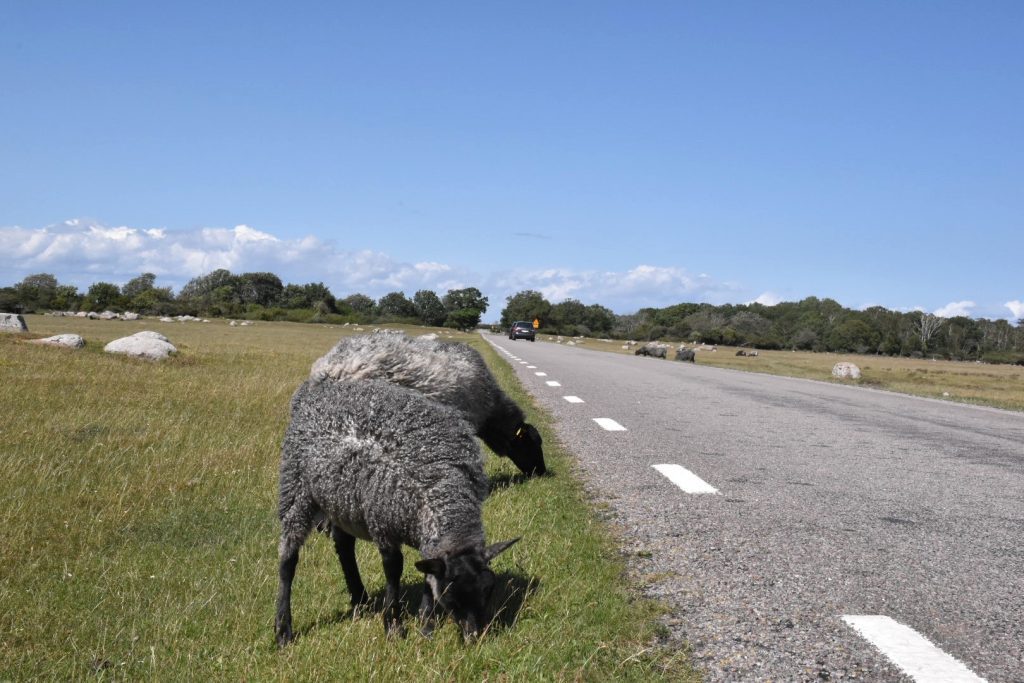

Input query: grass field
[546,335,1024,413]
[0,316,696,681]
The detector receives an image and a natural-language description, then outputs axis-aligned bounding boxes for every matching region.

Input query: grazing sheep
[311,333,545,476]
[675,348,696,363]
[634,344,667,359]
[276,378,520,645]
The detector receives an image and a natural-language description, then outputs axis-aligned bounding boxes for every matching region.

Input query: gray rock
[831,362,861,379]
[1,313,28,332]
[121,312,140,321]
[30,333,85,349]
[104,332,177,360]
[99,310,118,320]
[131,330,171,342]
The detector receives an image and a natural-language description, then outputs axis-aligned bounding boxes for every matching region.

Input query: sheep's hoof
[275,628,294,648]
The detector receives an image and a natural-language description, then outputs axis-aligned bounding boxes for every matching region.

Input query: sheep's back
[309,333,502,428]
[282,378,488,548]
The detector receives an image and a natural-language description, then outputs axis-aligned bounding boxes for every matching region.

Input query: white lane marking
[652,464,720,494]
[526,365,537,369]
[546,381,561,387]
[593,418,626,431]
[519,361,528,364]
[563,396,585,403]
[535,372,548,376]
[842,615,985,683]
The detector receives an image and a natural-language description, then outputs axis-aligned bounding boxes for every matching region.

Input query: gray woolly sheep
[310,333,545,476]
[276,378,519,645]
[675,348,696,362]
[634,344,667,359]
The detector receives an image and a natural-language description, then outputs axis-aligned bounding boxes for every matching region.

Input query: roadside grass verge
[546,336,1024,412]
[1,318,695,680]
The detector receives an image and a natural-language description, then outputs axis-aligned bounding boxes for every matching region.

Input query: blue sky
[2,2,1022,321]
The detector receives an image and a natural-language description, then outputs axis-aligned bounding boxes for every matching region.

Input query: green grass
[551,335,1024,412]
[1,317,696,681]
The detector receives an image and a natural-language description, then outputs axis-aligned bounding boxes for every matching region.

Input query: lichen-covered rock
[104,332,177,360]
[30,334,85,349]
[131,330,171,342]
[121,312,140,321]
[832,362,861,379]
[1,313,28,332]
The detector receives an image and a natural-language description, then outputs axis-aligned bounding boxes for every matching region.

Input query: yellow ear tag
[515,427,524,438]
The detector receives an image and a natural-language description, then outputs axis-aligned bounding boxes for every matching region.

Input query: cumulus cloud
[933,301,976,318]
[747,291,781,306]
[2,219,739,314]
[1006,300,1024,321]
[489,264,739,312]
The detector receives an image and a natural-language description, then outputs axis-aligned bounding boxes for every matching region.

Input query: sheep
[634,344,667,359]
[276,378,520,645]
[675,348,696,362]
[310,332,545,476]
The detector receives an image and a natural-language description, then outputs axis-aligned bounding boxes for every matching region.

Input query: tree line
[502,290,1024,364]
[4,272,1023,362]
[1,270,489,329]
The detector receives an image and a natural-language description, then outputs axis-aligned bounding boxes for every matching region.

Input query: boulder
[30,334,85,349]
[832,362,861,379]
[131,330,171,342]
[121,311,140,321]
[104,332,177,360]
[1,313,28,332]
[75,311,88,317]
[99,310,118,320]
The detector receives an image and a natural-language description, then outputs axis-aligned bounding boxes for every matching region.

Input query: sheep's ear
[415,558,446,576]
[483,538,520,563]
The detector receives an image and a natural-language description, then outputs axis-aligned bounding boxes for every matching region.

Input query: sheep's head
[507,423,545,476]
[415,539,519,641]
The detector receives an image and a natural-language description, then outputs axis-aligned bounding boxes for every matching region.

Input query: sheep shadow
[294,570,539,642]
[488,470,552,494]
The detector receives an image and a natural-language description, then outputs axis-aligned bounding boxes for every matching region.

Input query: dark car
[508,321,536,341]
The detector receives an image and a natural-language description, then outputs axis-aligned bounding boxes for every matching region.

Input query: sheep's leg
[379,545,407,638]
[275,494,316,647]
[417,581,437,637]
[330,526,370,613]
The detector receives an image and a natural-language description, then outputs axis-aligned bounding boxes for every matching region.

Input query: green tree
[413,290,446,326]
[83,282,122,311]
[16,273,58,311]
[122,273,157,300]
[51,284,81,311]
[180,269,236,300]
[237,272,284,307]
[131,287,175,315]
[341,293,375,317]
[377,291,417,319]
[501,290,551,328]
[443,287,488,328]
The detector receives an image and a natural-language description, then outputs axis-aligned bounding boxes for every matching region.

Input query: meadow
[0,316,696,681]
[554,336,1024,413]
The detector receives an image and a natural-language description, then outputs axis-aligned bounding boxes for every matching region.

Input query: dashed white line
[842,615,985,683]
[563,396,585,403]
[545,381,561,387]
[526,365,537,369]
[593,418,626,431]
[535,372,547,376]
[519,361,528,365]
[652,464,720,494]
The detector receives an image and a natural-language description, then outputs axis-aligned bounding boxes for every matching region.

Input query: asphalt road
[486,334,1024,682]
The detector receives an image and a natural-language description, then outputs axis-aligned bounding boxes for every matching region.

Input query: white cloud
[747,291,781,306]
[2,220,737,314]
[1006,300,1024,320]
[933,301,976,318]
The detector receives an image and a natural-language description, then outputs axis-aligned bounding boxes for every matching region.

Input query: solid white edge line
[651,464,720,495]
[593,418,626,431]
[841,615,985,682]
[563,396,584,403]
